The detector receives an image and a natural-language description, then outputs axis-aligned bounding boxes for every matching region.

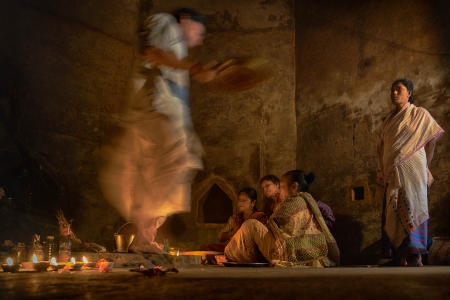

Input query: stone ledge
[73,252,203,268]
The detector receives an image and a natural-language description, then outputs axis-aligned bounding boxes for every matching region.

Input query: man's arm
[142,46,193,70]
[142,46,217,82]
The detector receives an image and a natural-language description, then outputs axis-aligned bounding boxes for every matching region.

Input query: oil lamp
[1,257,20,273]
[32,254,50,272]
[81,256,96,269]
[70,257,83,271]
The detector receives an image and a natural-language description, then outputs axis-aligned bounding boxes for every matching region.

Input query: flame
[97,259,112,273]
[6,257,13,266]
[32,254,38,264]
[70,257,76,264]
[82,256,88,264]
[51,257,57,266]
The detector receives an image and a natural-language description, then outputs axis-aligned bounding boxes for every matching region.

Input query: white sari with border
[376,103,444,248]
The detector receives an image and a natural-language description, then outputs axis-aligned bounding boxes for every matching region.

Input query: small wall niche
[349,180,371,203]
[192,175,237,227]
[352,186,365,201]
[202,184,233,223]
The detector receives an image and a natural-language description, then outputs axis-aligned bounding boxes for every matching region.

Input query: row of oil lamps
[1,254,97,273]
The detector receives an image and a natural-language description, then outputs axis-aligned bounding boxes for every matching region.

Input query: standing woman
[377,79,444,266]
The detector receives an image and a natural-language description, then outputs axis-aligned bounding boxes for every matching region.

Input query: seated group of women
[202,170,340,267]
[202,78,444,268]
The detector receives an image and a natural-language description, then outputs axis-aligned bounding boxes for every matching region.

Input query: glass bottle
[46,236,56,261]
[32,234,45,261]
[58,236,72,263]
[15,242,27,263]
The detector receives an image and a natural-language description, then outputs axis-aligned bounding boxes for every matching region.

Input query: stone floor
[0,265,449,299]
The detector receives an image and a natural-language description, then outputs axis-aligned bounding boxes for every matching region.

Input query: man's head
[173,8,206,48]
[260,174,280,199]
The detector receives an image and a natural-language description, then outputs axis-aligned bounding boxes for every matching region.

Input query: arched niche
[192,175,236,227]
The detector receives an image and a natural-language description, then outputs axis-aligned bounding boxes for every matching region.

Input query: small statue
[32,234,45,261]
[56,209,106,254]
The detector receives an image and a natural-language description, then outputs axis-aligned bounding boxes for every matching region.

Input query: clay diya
[1,258,20,273]
[32,254,49,272]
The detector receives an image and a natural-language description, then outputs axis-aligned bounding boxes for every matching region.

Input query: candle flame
[82,256,88,264]
[51,257,57,266]
[32,254,38,263]
[70,257,76,264]
[6,257,13,266]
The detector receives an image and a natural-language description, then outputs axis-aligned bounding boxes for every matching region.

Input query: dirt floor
[0,265,449,299]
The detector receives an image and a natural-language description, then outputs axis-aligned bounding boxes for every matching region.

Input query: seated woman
[200,187,267,252]
[225,170,340,267]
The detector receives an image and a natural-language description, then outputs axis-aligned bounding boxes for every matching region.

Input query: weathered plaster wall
[149,0,296,199]
[152,0,296,248]
[295,0,450,263]
[0,0,139,246]
[2,0,446,262]
[0,0,296,250]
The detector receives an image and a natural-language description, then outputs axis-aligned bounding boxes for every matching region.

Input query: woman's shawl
[376,104,444,248]
[377,104,444,188]
[267,192,340,265]
[219,211,268,242]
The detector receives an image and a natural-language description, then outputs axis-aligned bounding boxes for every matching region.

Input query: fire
[96,259,112,273]
[32,254,38,263]
[70,257,76,264]
[51,257,57,266]
[6,257,13,266]
[82,256,88,264]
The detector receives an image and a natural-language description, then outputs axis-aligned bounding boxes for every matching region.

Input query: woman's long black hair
[392,78,414,104]
[283,170,316,192]
[238,187,258,211]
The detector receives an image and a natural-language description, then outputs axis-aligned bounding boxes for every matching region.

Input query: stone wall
[295,0,450,264]
[0,0,139,247]
[151,0,296,248]
[0,0,447,261]
[0,0,296,250]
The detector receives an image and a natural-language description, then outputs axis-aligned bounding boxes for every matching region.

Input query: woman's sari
[225,192,340,266]
[200,211,267,252]
[376,103,444,253]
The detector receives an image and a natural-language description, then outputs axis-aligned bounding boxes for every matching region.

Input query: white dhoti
[99,73,202,251]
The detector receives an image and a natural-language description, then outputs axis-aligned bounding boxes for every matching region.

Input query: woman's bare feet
[398,256,408,266]
[407,254,423,267]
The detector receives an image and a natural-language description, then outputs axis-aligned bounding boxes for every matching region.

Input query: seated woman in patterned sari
[377,78,444,266]
[225,170,340,267]
[200,187,267,252]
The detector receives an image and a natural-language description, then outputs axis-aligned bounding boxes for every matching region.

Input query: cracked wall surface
[0,0,447,261]
[0,0,139,246]
[152,0,296,248]
[295,0,449,264]
[0,0,296,249]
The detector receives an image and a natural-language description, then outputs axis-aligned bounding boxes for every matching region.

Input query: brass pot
[114,233,135,253]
